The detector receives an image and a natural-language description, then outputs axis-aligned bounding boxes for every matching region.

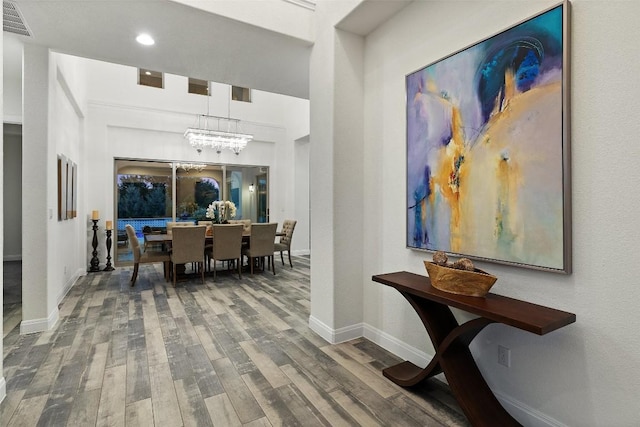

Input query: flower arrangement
[206,200,237,223]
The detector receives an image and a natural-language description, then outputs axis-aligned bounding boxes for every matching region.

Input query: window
[188,78,209,95]
[138,68,164,88]
[231,86,251,102]
[115,159,268,265]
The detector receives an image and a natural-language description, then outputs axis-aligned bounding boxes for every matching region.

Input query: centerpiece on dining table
[206,200,237,224]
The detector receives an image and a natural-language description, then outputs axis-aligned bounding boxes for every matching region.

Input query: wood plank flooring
[2,256,468,426]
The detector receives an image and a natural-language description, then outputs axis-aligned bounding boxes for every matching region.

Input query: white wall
[358,0,640,425]
[82,58,310,260]
[21,47,88,333]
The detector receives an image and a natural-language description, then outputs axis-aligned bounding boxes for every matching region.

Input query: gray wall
[3,124,21,260]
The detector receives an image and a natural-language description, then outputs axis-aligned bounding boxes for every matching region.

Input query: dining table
[144,229,285,276]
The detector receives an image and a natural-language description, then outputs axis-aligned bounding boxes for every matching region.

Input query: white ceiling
[6,0,313,99]
[4,0,413,101]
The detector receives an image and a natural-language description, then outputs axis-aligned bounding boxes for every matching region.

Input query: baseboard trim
[362,323,432,368]
[57,268,84,305]
[20,307,59,335]
[308,316,363,344]
[0,376,5,404]
[292,249,310,256]
[3,255,22,262]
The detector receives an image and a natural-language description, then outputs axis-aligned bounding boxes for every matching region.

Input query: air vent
[3,1,31,37]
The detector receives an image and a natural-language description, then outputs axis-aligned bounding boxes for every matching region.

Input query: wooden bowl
[424,261,497,297]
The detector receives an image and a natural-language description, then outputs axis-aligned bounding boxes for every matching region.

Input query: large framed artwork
[406,1,571,273]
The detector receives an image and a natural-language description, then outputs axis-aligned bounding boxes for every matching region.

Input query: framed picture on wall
[406,1,571,273]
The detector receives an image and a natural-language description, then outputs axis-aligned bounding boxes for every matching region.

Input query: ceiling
[4,0,414,101]
[5,0,313,99]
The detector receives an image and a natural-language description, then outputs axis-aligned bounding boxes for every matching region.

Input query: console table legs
[382,292,521,427]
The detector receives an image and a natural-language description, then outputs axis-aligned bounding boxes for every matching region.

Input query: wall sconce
[249,183,255,193]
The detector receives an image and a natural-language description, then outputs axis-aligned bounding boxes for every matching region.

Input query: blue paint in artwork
[516,50,540,91]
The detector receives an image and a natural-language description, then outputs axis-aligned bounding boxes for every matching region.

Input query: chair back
[166,221,194,233]
[125,224,142,262]
[212,224,244,261]
[279,219,297,248]
[248,223,277,257]
[228,219,252,234]
[171,226,206,264]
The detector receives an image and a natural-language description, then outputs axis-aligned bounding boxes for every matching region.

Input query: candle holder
[89,219,100,272]
[103,229,115,271]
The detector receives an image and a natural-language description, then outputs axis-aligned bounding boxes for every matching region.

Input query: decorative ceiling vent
[3,1,31,37]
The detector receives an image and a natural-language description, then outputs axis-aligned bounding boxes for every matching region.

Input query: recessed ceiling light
[136,33,155,46]
[145,71,151,76]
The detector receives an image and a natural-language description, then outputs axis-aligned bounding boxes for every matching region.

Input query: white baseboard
[362,323,432,368]
[3,255,22,262]
[0,376,5,405]
[57,268,84,305]
[20,307,59,334]
[308,316,363,344]
[292,249,310,256]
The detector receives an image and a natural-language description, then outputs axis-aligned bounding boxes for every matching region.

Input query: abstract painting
[406,2,570,272]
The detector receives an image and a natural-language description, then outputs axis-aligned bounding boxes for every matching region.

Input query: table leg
[381,292,521,427]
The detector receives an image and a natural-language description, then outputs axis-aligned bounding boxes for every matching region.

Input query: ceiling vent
[3,1,31,37]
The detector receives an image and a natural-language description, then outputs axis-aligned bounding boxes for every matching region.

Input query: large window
[115,159,268,265]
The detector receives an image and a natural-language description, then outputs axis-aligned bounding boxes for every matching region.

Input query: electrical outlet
[498,345,511,367]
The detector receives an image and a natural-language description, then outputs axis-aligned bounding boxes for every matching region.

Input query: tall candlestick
[92,210,99,220]
[88,219,100,272]
[103,229,115,271]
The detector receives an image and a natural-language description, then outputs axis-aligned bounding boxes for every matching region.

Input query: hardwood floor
[1,256,468,426]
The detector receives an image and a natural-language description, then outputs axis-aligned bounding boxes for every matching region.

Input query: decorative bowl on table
[424,260,497,298]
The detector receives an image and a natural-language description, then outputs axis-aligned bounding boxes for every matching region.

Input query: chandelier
[184,84,253,155]
[175,162,206,173]
[184,115,253,155]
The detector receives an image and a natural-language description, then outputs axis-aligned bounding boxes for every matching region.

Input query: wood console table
[372,271,576,427]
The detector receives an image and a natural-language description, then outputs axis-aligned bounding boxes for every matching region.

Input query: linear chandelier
[184,114,253,155]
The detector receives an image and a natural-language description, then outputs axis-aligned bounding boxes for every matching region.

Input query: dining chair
[228,219,252,234]
[274,219,297,268]
[169,225,206,287]
[166,221,194,233]
[206,224,244,280]
[126,224,171,287]
[242,222,278,275]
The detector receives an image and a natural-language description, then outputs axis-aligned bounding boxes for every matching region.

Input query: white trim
[3,255,22,262]
[308,316,363,344]
[362,323,432,368]
[291,249,310,256]
[20,307,59,334]
[0,377,6,404]
[57,268,83,305]
[494,390,570,427]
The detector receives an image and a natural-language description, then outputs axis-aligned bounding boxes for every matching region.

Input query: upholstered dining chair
[242,222,278,275]
[166,221,194,233]
[228,219,252,234]
[170,225,206,287]
[206,224,244,280]
[126,224,171,287]
[274,219,297,268]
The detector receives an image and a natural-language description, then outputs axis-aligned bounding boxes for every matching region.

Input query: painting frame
[405,1,571,273]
